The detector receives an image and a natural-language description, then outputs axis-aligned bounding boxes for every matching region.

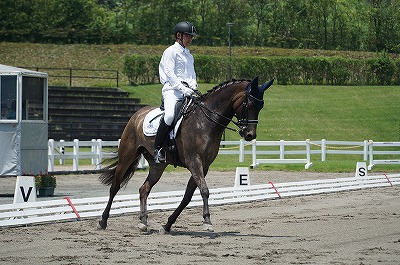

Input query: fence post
[321,139,326,161]
[305,139,312,169]
[73,139,79,171]
[59,139,65,165]
[279,140,284,160]
[137,154,145,169]
[96,139,103,170]
[116,70,119,87]
[239,139,244,162]
[69,67,72,86]
[48,139,55,172]
[363,140,368,161]
[91,139,96,165]
[368,140,374,170]
[251,139,257,168]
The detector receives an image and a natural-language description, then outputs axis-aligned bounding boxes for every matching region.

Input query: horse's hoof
[137,222,148,232]
[203,223,214,232]
[97,220,107,230]
[159,226,169,235]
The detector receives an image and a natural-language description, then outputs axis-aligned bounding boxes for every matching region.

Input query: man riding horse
[154,21,198,163]
[98,21,274,233]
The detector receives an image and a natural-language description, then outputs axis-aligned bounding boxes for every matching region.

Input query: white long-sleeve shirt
[159,42,197,94]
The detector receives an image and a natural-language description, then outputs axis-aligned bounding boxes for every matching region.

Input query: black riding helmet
[173,21,197,38]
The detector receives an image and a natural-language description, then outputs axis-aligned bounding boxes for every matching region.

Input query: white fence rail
[47,139,399,172]
[1,173,399,227]
[368,141,400,170]
[250,140,313,169]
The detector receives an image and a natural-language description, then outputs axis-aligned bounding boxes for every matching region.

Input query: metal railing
[22,67,119,87]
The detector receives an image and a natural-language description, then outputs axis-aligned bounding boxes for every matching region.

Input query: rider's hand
[180,82,194,96]
[187,80,198,90]
[181,85,194,96]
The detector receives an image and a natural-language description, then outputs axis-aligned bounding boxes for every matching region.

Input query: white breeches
[162,89,184,125]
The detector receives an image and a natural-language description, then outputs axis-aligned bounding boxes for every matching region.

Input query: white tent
[0,64,48,176]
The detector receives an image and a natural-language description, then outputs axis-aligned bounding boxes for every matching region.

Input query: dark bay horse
[98,76,273,233]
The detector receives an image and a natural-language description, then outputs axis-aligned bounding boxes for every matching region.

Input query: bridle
[186,82,264,136]
[236,83,264,135]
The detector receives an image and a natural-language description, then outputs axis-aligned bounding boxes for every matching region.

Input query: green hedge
[124,54,400,85]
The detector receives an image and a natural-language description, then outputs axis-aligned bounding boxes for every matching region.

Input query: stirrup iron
[154,148,166,163]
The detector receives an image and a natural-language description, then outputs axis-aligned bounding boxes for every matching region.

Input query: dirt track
[1,170,399,264]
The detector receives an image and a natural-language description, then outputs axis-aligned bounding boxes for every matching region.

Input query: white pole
[96,139,103,170]
[279,140,284,160]
[48,139,55,172]
[73,139,79,171]
[59,139,65,165]
[239,139,244,162]
[363,140,368,161]
[368,140,374,170]
[321,139,326,161]
[91,139,96,165]
[305,139,312,169]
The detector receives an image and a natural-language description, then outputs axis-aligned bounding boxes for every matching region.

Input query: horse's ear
[259,78,274,92]
[248,76,260,98]
[251,76,259,91]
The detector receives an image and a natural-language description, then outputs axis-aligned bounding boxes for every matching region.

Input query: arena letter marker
[234,167,251,187]
[13,176,36,204]
[355,162,367,180]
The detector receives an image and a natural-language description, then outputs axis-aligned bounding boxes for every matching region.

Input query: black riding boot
[154,119,169,163]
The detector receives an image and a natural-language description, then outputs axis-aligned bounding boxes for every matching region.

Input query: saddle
[143,97,193,167]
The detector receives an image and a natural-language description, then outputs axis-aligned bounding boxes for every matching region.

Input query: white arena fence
[1,173,399,228]
[47,139,400,172]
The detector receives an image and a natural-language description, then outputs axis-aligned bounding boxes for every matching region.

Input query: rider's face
[178,33,194,47]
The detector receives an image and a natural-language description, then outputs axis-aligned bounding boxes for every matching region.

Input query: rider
[154,21,198,163]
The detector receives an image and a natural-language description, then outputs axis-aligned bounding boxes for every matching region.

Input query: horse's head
[236,76,273,141]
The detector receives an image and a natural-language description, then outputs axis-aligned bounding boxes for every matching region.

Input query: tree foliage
[1,0,399,52]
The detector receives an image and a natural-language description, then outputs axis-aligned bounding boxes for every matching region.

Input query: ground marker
[269,182,281,198]
[234,167,250,187]
[65,197,81,220]
[355,162,367,180]
[383,173,393,187]
[13,176,36,204]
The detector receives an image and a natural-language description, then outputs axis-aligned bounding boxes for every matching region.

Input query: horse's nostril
[245,132,256,141]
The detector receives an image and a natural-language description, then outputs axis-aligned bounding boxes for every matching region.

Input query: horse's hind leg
[98,161,130,229]
[138,156,167,232]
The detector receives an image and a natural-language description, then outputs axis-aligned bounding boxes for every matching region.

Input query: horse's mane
[201,79,250,99]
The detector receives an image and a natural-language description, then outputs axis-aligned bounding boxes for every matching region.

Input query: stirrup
[154,148,166,163]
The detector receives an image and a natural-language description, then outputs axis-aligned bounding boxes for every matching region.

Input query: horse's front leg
[160,176,198,233]
[197,179,213,232]
[160,174,214,234]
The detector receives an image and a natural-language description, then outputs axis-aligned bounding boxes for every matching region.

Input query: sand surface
[1,170,399,264]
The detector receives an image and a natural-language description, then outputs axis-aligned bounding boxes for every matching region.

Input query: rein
[186,83,262,135]
[195,100,242,133]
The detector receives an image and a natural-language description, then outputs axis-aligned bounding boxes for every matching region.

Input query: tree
[368,0,400,52]
[0,0,399,53]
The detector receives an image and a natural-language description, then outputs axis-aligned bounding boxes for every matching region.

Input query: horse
[98,76,273,233]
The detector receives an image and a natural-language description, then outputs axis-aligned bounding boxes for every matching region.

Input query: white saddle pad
[143,108,182,137]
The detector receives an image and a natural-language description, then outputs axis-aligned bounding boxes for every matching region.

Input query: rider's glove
[180,81,195,96]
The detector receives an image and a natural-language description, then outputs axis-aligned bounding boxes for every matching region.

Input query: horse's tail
[98,155,140,188]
